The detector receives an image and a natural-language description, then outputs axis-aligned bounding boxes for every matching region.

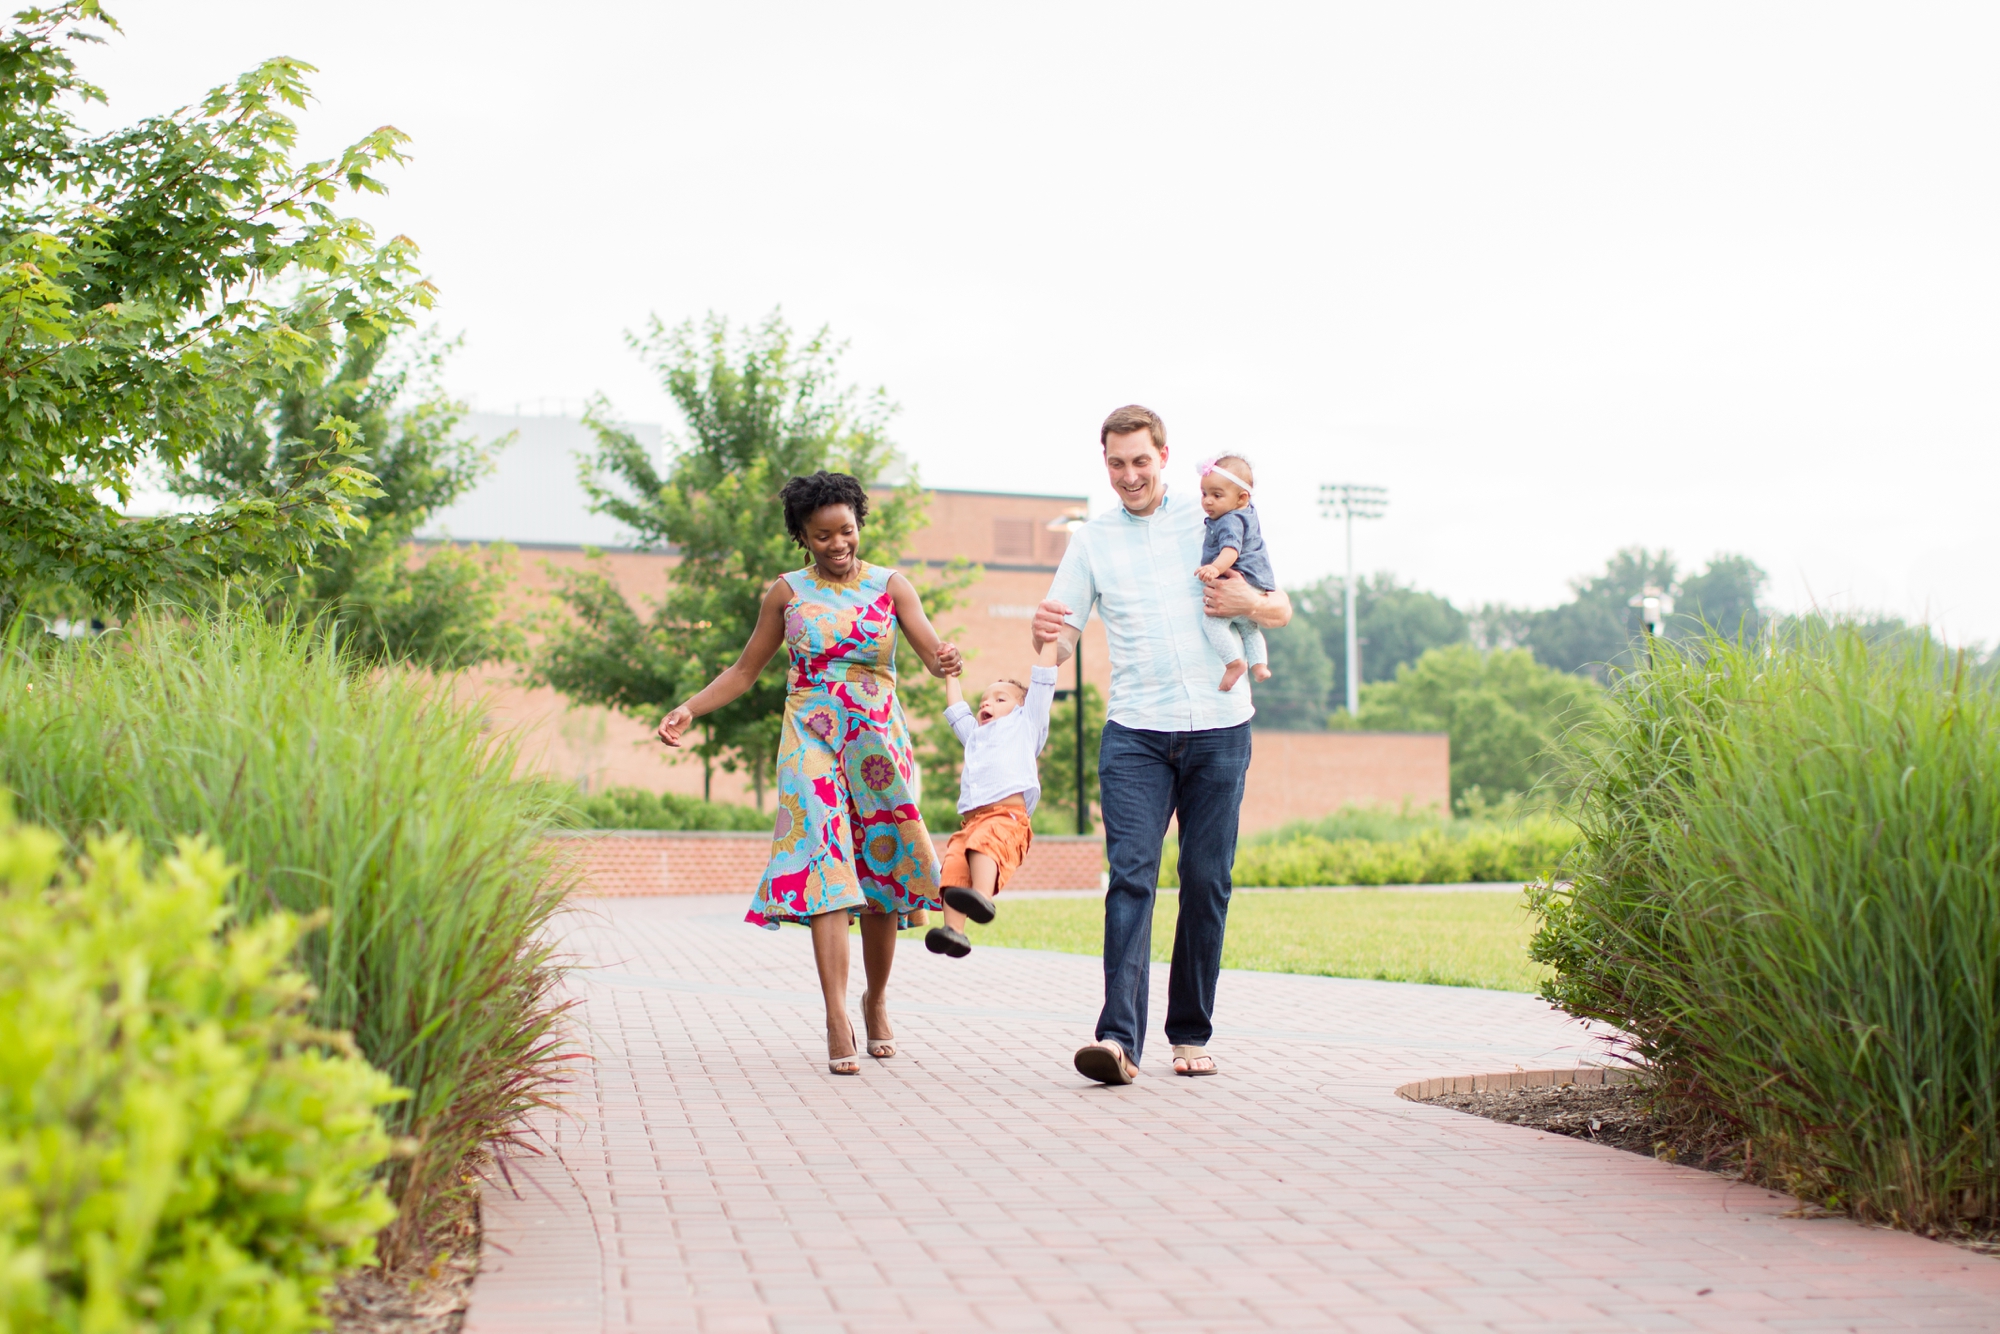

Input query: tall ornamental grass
[1531,628,2000,1232]
[0,612,573,1260]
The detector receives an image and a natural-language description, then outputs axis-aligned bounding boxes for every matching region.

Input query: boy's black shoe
[925,925,971,958]
[943,884,997,925]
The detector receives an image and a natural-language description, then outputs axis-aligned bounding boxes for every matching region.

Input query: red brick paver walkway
[462,896,2000,1333]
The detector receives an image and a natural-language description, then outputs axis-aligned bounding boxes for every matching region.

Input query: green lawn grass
[970,890,1548,992]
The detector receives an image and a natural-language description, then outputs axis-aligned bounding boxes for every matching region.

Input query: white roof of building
[420,413,666,548]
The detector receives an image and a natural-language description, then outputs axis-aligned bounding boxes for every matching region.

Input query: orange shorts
[939,801,1035,893]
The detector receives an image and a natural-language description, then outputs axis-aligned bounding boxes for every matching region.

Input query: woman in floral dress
[655,472,961,1074]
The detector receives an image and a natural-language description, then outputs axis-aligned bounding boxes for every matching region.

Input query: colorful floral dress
[747,562,943,929]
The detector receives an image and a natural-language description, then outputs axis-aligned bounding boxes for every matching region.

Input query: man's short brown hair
[1101,404,1166,453]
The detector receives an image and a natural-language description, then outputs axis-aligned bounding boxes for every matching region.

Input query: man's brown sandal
[1074,1039,1139,1086]
[1171,1045,1218,1076]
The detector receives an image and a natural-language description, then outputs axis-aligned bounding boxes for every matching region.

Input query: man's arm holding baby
[1203,574,1291,628]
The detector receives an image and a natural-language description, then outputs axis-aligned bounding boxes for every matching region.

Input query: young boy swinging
[925,635,1063,957]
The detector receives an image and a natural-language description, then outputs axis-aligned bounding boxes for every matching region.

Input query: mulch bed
[1415,1080,1738,1167]
[325,1193,481,1334]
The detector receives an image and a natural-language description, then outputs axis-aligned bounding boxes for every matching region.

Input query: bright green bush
[1159,814,1575,887]
[1250,804,1450,846]
[1531,628,2000,1232]
[0,611,570,1261]
[0,812,399,1333]
[567,785,769,832]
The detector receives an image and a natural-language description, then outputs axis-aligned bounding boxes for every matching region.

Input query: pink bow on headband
[1196,456,1254,496]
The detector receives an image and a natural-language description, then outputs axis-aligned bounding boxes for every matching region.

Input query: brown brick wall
[1241,731,1450,831]
[550,831,1105,897]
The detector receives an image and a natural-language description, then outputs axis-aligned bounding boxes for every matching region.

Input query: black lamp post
[1047,509,1091,833]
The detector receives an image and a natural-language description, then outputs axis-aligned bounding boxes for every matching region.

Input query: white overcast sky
[80,3,1999,640]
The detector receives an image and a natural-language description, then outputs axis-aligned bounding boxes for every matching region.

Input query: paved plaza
[461,895,2000,1333]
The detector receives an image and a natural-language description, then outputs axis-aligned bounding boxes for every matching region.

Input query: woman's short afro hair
[779,471,869,548]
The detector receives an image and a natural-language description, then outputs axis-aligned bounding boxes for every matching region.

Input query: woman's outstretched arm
[885,572,963,679]
[656,578,792,747]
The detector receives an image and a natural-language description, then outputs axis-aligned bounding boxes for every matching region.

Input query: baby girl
[1195,454,1277,692]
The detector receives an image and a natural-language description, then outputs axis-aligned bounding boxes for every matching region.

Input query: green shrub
[0,611,570,1261]
[1159,814,1575,887]
[568,785,770,832]
[1530,628,2000,1232]
[1249,804,1448,847]
[0,812,400,1333]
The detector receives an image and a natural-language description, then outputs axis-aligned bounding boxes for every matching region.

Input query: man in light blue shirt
[1032,405,1293,1083]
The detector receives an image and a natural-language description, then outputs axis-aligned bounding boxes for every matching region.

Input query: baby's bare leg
[1218,659,1248,691]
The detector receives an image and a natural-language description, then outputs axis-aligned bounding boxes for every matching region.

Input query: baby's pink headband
[1196,456,1253,497]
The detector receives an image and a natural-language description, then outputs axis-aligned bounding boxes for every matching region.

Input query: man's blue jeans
[1095,719,1252,1063]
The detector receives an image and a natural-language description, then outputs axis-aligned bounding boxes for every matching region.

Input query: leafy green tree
[1251,620,1336,730]
[171,331,519,666]
[534,311,971,806]
[0,4,430,621]
[1676,553,1766,641]
[1519,547,1678,679]
[1292,573,1470,711]
[1343,643,1603,809]
[1036,682,1104,834]
[1499,549,1770,679]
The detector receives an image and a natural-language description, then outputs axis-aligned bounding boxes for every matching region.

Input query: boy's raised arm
[942,671,978,745]
[1026,636,1061,746]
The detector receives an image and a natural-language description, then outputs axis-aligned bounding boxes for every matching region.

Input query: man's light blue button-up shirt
[1045,488,1255,733]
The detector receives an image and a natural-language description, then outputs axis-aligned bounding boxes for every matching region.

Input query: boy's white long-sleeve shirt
[943,665,1059,815]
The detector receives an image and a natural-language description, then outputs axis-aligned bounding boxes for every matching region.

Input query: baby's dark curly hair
[779,471,869,547]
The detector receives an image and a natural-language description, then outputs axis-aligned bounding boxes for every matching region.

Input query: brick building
[425,414,1446,834]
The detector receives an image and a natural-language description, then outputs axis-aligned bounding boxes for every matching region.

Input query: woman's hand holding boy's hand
[931,641,963,678]
[656,705,694,748]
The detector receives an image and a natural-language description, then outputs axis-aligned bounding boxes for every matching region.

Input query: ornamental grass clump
[0,611,572,1261]
[1531,626,2000,1232]
[0,811,400,1333]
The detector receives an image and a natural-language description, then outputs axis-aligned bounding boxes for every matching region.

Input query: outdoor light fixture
[1629,584,1674,664]
[1318,483,1388,716]
[1046,509,1090,834]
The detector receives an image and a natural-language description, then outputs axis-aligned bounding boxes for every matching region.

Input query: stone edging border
[1395,1066,1642,1101]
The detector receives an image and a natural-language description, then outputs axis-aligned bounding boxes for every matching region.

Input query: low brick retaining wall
[548,829,1106,897]
[1394,1066,1640,1101]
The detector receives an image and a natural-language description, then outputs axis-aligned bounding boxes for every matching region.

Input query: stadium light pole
[1047,510,1091,833]
[1318,483,1388,716]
